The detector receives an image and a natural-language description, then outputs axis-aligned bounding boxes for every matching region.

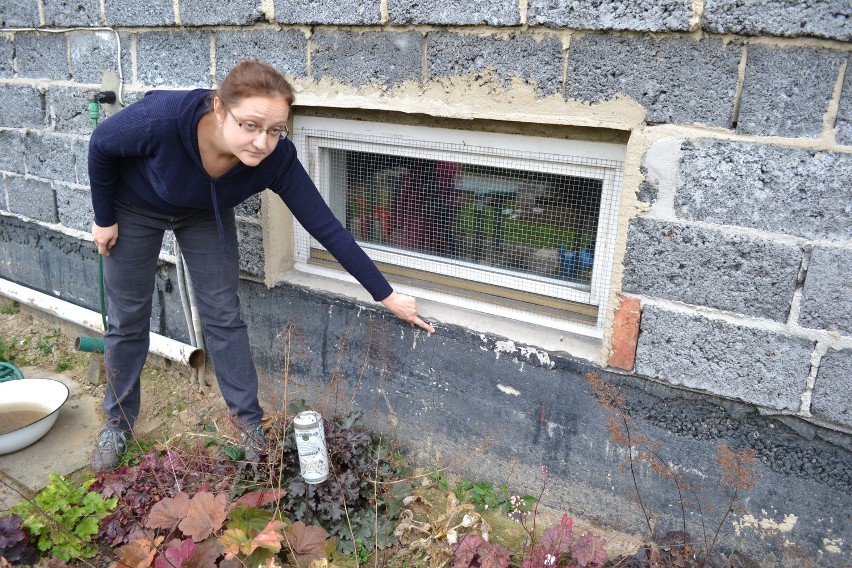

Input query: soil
[0,300,647,565]
[0,303,231,443]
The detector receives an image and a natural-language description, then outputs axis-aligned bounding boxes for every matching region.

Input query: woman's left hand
[381,292,435,333]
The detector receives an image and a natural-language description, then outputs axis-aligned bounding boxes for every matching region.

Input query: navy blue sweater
[88,89,392,302]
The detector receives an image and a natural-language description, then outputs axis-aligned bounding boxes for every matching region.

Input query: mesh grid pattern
[294,128,623,323]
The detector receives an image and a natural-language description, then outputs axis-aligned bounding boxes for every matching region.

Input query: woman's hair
[216,59,295,107]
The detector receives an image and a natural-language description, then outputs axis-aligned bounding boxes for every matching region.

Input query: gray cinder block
[104,0,174,26]
[703,0,852,42]
[737,46,847,138]
[47,85,97,135]
[74,138,90,186]
[16,32,69,80]
[55,185,94,232]
[677,139,852,241]
[622,217,801,322]
[215,30,308,82]
[23,133,76,183]
[236,194,261,219]
[237,220,264,278]
[136,31,211,88]
[566,35,739,127]
[69,31,120,85]
[635,305,814,411]
[181,0,265,26]
[4,174,58,223]
[799,247,852,336]
[812,348,852,428]
[0,84,45,128]
[427,32,563,96]
[274,0,381,25]
[43,0,99,26]
[0,130,25,175]
[311,31,422,87]
[836,57,852,146]
[528,0,692,32]
[1,1,41,26]
[0,35,12,78]
[390,0,518,26]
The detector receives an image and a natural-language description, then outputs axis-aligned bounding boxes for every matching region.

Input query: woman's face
[216,95,290,166]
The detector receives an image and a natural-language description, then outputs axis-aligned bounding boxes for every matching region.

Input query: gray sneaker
[240,424,266,463]
[92,427,127,471]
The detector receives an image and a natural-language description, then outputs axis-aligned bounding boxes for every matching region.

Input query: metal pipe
[0,278,204,369]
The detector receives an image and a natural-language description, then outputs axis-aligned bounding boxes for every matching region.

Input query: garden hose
[0,361,24,382]
[75,95,113,353]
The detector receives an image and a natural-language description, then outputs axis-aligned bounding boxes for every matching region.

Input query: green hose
[0,362,24,382]
[76,98,108,353]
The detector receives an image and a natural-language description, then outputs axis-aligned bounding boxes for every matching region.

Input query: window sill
[275,265,604,365]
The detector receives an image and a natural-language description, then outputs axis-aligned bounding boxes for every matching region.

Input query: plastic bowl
[0,378,70,455]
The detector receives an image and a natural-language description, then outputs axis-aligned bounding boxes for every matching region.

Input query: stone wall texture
[0,0,850,561]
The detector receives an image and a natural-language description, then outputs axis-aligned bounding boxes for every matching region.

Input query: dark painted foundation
[2,216,850,566]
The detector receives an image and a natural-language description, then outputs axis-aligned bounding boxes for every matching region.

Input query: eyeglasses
[223,106,289,139]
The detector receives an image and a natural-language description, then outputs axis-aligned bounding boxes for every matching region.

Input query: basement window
[291,117,625,335]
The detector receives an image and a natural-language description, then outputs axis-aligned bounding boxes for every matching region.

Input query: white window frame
[291,116,625,336]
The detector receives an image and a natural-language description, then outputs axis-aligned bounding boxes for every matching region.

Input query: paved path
[0,368,102,509]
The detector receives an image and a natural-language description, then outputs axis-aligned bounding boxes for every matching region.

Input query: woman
[89,60,434,470]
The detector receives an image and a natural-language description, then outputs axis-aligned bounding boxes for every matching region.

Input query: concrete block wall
[1,1,851,561]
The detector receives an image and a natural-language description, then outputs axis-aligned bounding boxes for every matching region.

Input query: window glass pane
[327,149,602,287]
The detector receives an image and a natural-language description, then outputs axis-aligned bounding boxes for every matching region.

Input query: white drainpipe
[0,277,204,368]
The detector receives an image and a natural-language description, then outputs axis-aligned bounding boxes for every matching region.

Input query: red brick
[608,295,641,371]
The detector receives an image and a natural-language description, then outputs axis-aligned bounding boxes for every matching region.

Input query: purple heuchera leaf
[452,534,486,567]
[573,533,608,567]
[155,537,195,568]
[479,542,512,568]
[539,514,574,554]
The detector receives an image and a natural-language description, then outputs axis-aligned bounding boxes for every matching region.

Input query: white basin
[0,378,69,455]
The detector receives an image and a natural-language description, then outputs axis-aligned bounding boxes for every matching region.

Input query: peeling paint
[519,345,554,368]
[546,421,562,437]
[732,513,798,537]
[821,537,843,554]
[495,340,517,358]
[497,384,521,396]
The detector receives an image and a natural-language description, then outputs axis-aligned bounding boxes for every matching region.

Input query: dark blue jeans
[101,201,263,432]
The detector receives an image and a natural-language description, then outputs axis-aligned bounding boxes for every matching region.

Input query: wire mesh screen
[296,129,623,319]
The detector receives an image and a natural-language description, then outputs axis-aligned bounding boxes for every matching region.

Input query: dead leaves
[393,492,490,568]
[178,492,230,542]
[283,521,328,564]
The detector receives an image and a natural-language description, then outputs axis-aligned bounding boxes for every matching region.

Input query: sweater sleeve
[88,101,155,226]
[271,145,394,302]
